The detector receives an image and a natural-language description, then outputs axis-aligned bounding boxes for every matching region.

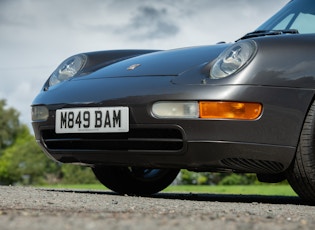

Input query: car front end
[32,36,315,174]
[31,0,315,201]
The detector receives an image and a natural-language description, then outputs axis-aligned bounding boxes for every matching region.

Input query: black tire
[287,101,315,203]
[92,166,179,195]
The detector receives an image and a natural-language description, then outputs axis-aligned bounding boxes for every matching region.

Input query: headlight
[210,41,257,79]
[49,54,87,87]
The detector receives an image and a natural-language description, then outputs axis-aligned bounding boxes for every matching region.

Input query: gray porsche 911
[32,0,315,202]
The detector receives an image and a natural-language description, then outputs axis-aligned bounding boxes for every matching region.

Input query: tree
[0,100,61,185]
[0,99,97,185]
[0,99,21,150]
[0,125,62,185]
[179,170,260,186]
[218,173,257,185]
[60,164,98,184]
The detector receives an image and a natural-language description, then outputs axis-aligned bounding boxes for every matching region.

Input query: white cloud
[0,0,288,128]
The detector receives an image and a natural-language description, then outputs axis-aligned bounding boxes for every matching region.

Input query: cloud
[80,2,181,43]
[126,6,179,39]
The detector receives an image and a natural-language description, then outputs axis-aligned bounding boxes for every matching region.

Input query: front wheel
[92,166,179,195]
[286,101,315,203]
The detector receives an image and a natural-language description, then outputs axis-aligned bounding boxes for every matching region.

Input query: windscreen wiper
[237,29,299,41]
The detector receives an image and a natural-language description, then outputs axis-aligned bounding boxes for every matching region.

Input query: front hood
[77,44,228,80]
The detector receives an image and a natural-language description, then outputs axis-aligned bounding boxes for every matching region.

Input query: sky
[0,0,288,129]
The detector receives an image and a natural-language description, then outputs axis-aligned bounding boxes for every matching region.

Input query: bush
[218,173,257,185]
[0,125,61,185]
[60,164,98,184]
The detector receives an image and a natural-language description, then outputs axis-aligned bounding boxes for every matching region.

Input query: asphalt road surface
[0,186,314,230]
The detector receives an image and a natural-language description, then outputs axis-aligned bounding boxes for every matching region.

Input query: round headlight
[210,41,257,79]
[49,54,87,87]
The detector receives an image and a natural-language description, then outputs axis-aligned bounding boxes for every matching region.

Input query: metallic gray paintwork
[32,31,315,173]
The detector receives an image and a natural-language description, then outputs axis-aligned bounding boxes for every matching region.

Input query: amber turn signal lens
[199,101,262,120]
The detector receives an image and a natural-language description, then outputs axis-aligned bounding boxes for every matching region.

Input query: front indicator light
[199,101,262,120]
[32,106,49,121]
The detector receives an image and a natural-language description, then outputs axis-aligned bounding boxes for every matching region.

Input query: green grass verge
[39,184,297,197]
[164,185,297,196]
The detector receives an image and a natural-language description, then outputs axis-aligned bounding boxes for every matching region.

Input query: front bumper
[34,119,295,174]
[32,76,314,174]
[33,104,311,175]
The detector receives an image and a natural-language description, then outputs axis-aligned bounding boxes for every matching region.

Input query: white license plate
[55,107,129,134]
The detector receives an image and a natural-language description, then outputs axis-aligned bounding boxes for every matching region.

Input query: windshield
[257,0,315,34]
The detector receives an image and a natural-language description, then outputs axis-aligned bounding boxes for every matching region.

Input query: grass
[39,184,298,197]
[164,185,297,196]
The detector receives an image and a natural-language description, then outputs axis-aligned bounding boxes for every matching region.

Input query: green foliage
[179,170,258,186]
[0,99,21,150]
[0,125,61,185]
[180,170,225,185]
[60,164,98,184]
[180,170,199,185]
[0,99,97,185]
[0,123,97,185]
[218,173,257,185]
